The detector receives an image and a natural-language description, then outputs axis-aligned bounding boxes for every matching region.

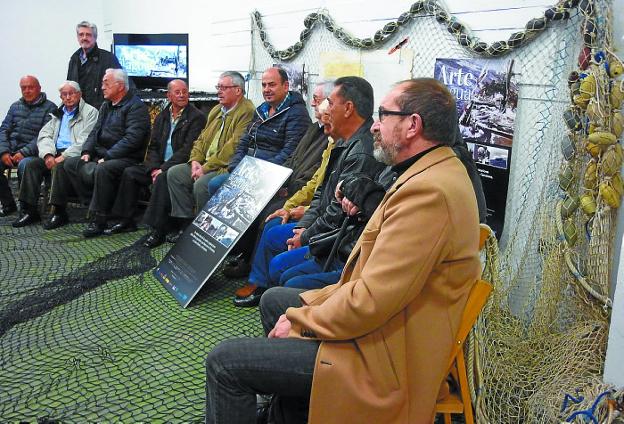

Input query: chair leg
[457,351,475,424]
[443,413,451,424]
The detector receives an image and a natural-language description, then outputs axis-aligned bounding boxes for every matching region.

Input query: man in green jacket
[143,71,255,247]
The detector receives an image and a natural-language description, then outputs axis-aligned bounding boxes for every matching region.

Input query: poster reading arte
[153,156,292,307]
[434,58,518,237]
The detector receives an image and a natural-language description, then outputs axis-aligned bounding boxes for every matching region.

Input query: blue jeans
[207,172,230,197]
[248,218,296,287]
[205,287,316,424]
[269,247,343,289]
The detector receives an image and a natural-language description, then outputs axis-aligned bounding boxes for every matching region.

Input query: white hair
[58,80,81,93]
[105,68,129,90]
[76,21,98,39]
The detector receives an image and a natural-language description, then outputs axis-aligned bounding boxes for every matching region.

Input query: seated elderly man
[105,79,206,235]
[233,76,385,307]
[12,81,98,228]
[48,69,150,236]
[144,71,255,248]
[189,67,311,199]
[0,75,56,217]
[205,78,482,424]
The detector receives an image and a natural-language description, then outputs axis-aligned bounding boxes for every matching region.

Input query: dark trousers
[89,158,138,214]
[0,161,18,207]
[18,157,50,209]
[49,156,95,207]
[142,171,172,232]
[205,287,316,424]
[111,165,151,220]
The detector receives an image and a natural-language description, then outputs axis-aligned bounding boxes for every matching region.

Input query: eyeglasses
[60,91,78,98]
[378,107,414,122]
[215,85,238,92]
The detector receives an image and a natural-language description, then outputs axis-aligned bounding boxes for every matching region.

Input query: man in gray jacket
[0,76,56,216]
[12,81,98,228]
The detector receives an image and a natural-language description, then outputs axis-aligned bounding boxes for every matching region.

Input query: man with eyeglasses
[0,76,57,218]
[145,71,254,247]
[102,79,206,236]
[48,69,150,236]
[223,81,334,278]
[232,76,385,307]
[199,67,311,201]
[205,78,481,424]
[12,81,98,228]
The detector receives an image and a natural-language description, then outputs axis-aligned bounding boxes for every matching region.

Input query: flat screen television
[113,33,189,90]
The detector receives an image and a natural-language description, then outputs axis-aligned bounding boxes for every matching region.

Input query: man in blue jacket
[49,69,150,237]
[0,76,56,216]
[202,67,311,196]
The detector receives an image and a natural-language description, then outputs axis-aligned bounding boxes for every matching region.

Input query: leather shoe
[0,203,17,217]
[12,211,40,228]
[83,222,106,238]
[143,231,165,248]
[223,259,251,278]
[104,220,137,235]
[233,286,267,307]
[234,283,258,298]
[166,229,183,244]
[43,213,69,230]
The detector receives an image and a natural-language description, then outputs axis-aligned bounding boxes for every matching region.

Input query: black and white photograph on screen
[116,45,188,78]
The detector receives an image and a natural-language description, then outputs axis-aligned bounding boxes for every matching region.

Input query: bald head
[261,67,290,108]
[20,75,42,104]
[167,79,190,111]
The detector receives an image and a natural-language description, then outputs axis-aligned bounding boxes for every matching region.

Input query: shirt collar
[62,105,78,116]
[259,93,290,119]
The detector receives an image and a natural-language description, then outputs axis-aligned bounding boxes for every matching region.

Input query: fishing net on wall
[249,0,624,422]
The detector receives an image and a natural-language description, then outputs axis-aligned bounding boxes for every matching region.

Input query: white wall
[0,0,104,118]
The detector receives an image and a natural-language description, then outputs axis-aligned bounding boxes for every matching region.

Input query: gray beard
[373,143,395,165]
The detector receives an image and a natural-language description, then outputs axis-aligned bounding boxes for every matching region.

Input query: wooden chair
[434,279,492,424]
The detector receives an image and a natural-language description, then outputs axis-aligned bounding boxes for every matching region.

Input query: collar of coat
[390,145,458,192]
[255,90,305,122]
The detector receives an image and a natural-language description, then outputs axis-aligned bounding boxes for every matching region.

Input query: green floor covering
[0,211,261,422]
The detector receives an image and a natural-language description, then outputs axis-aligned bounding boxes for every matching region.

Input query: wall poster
[434,57,518,237]
[154,156,292,307]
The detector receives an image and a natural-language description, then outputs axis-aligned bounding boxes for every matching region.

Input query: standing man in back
[67,21,122,109]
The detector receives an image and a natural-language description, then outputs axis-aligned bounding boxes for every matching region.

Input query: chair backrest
[479,224,492,250]
[444,279,492,373]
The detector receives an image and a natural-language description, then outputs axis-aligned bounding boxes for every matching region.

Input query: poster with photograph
[434,57,518,237]
[274,63,306,97]
[154,156,292,307]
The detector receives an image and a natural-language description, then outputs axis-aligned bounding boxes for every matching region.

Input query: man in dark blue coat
[0,76,56,216]
[202,67,311,196]
[48,69,150,237]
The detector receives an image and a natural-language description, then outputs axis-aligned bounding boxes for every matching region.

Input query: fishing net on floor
[0,199,260,422]
[247,0,623,422]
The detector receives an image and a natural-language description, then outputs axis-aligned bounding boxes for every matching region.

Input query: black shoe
[83,221,106,238]
[233,286,267,307]
[104,220,137,235]
[43,213,69,230]
[223,258,251,278]
[0,203,17,217]
[12,211,40,228]
[143,231,166,248]
[166,229,183,244]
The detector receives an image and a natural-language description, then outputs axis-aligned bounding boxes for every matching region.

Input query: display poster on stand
[154,156,292,307]
[434,58,518,237]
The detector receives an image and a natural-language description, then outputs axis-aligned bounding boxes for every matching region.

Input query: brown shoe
[234,283,258,298]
